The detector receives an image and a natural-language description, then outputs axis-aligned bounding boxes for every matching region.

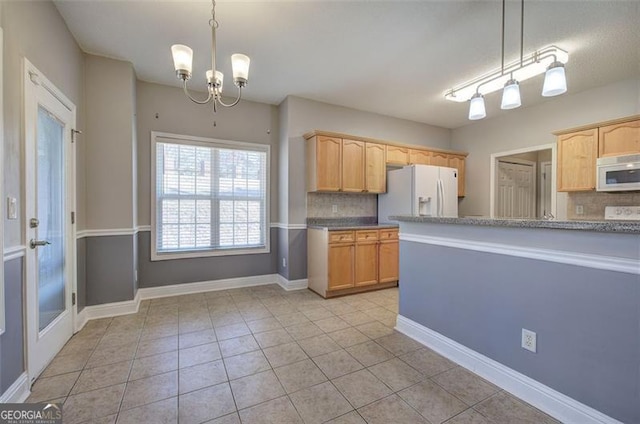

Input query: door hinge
[71,129,82,143]
[72,292,76,306]
[71,211,75,224]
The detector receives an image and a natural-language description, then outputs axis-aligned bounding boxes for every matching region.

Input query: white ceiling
[54,0,639,129]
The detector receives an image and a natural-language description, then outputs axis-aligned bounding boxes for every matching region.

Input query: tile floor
[28,285,559,424]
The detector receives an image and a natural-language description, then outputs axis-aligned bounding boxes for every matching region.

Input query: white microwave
[596,154,640,192]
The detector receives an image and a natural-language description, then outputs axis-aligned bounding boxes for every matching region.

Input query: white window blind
[152,133,269,259]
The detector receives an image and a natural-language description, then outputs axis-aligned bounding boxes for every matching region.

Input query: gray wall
[1,257,24,393]
[137,229,278,288]
[451,77,640,218]
[399,240,640,423]
[76,238,86,312]
[85,235,136,305]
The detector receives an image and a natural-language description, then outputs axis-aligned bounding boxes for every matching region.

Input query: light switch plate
[6,197,17,220]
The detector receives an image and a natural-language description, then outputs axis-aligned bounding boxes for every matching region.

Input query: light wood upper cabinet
[342,139,366,192]
[557,129,598,191]
[307,136,342,192]
[410,149,431,165]
[598,119,640,157]
[365,143,386,193]
[448,155,466,197]
[430,151,450,167]
[386,145,409,165]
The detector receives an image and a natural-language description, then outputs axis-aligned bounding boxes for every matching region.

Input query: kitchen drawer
[356,230,379,242]
[329,231,355,243]
[379,229,399,240]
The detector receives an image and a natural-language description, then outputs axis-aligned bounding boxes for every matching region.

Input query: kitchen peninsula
[392,216,639,424]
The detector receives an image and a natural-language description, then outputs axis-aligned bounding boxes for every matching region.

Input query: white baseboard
[277,275,309,291]
[0,372,30,403]
[395,315,622,424]
[78,291,141,325]
[137,274,280,300]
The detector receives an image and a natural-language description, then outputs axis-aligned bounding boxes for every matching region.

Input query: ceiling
[54,0,639,129]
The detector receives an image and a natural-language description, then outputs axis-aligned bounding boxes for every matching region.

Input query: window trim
[150,131,270,261]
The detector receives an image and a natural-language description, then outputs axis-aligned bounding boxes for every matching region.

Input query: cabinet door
[598,120,640,157]
[328,243,355,290]
[355,242,378,286]
[410,149,431,165]
[366,143,386,193]
[378,241,399,283]
[316,136,342,191]
[557,129,598,191]
[430,151,450,167]
[386,146,409,165]
[342,139,366,192]
[448,155,466,197]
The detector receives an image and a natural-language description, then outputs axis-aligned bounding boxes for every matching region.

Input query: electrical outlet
[332,204,338,214]
[575,205,584,215]
[282,257,287,268]
[522,329,537,353]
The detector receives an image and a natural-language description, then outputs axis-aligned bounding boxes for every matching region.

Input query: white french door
[24,59,76,381]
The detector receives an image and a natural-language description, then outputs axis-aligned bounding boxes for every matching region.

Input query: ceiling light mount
[170,0,250,113]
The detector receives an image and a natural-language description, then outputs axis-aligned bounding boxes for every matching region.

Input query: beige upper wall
[451,77,640,218]
[2,0,85,246]
[136,81,279,226]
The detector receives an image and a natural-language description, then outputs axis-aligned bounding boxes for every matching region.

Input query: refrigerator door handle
[436,179,442,217]
[440,178,446,217]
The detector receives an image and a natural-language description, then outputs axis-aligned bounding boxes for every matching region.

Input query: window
[151,132,269,260]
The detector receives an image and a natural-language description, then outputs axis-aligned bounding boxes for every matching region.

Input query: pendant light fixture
[445,0,568,120]
[171,0,250,114]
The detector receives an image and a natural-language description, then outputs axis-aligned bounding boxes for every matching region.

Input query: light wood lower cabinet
[308,228,399,298]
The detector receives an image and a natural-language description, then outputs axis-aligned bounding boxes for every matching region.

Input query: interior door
[24,60,76,381]
[497,161,535,218]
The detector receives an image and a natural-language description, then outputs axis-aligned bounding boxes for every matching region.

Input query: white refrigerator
[378,165,458,222]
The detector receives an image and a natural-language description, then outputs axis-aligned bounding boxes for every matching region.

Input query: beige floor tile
[223,350,271,380]
[266,304,299,317]
[355,322,394,339]
[289,381,353,424]
[345,341,394,367]
[240,308,272,322]
[297,334,342,357]
[27,372,80,402]
[263,342,309,368]
[59,335,101,356]
[121,371,178,410]
[135,335,178,358]
[328,327,370,348]
[179,359,228,394]
[325,302,356,316]
[432,367,499,406]
[399,347,456,377]
[41,350,92,378]
[274,312,311,327]
[374,332,422,356]
[219,334,259,357]
[78,413,117,424]
[97,330,141,349]
[63,384,126,424]
[273,358,327,393]
[178,382,236,424]
[301,307,335,321]
[285,322,324,340]
[215,323,251,341]
[179,342,222,368]
[314,316,351,333]
[117,395,177,424]
[338,311,376,326]
[140,323,178,341]
[325,411,366,424]
[178,329,217,349]
[203,412,241,424]
[71,360,132,395]
[368,358,424,391]
[473,392,559,424]
[398,380,467,423]
[357,394,428,424]
[210,312,245,328]
[445,409,493,424]
[129,350,179,380]
[253,328,294,349]
[332,369,393,409]
[312,350,363,380]
[86,343,137,369]
[238,396,303,424]
[229,370,285,410]
[246,317,282,334]
[179,318,213,334]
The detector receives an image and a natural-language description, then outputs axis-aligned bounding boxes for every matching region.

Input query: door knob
[30,239,51,249]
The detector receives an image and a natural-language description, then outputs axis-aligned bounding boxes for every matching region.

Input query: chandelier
[170,0,250,112]
[445,0,568,120]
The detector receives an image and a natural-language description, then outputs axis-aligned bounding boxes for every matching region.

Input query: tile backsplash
[307,193,377,218]
[567,191,640,220]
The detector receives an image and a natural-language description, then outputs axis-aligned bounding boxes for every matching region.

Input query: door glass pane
[37,106,65,331]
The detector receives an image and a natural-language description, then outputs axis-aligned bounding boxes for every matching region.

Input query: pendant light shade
[171,44,193,79]
[542,61,567,97]
[231,54,250,86]
[468,93,486,120]
[501,79,521,109]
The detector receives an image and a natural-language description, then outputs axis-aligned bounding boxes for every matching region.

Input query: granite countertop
[389,215,640,234]
[306,217,399,231]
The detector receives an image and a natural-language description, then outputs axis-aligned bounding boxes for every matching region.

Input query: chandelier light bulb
[501,79,521,110]
[468,93,486,120]
[542,61,567,97]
